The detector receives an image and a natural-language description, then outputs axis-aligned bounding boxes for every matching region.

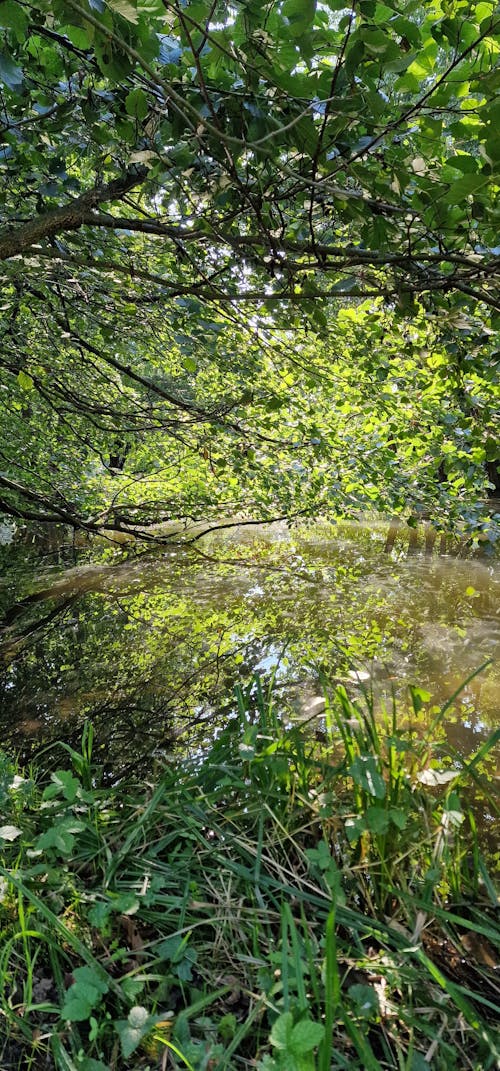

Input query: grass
[0,679,499,1071]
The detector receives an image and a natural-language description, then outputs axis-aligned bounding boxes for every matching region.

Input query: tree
[0,0,498,537]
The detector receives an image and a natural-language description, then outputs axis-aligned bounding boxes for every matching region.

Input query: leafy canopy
[0,0,498,535]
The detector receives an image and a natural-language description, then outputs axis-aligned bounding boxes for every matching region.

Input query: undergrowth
[0,677,499,1070]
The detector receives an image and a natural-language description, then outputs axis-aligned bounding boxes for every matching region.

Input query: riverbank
[1,680,498,1070]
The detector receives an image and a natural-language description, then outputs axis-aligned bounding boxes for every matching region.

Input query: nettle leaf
[36,818,86,855]
[61,996,94,1022]
[88,891,139,928]
[365,805,389,834]
[125,88,148,120]
[43,769,81,801]
[73,966,109,995]
[62,982,102,1016]
[348,755,386,799]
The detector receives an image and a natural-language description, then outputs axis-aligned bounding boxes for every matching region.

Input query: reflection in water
[0,521,499,775]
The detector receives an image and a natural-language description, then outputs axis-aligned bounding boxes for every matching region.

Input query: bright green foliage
[0,0,498,535]
[263,1011,325,1071]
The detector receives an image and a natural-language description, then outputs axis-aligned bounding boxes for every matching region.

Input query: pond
[0,519,499,778]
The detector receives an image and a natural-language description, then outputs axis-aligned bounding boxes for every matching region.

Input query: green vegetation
[0,0,498,541]
[1,4,499,1068]
[1,682,499,1070]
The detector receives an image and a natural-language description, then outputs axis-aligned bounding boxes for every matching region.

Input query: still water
[0,520,499,773]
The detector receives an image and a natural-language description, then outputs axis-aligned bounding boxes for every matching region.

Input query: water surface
[1,520,499,774]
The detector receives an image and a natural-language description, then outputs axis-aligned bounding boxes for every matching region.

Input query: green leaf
[73,966,109,995]
[345,815,366,843]
[290,1019,325,1054]
[270,1011,294,1050]
[36,818,86,855]
[365,806,389,834]
[43,769,81,801]
[125,88,148,120]
[17,370,34,391]
[442,174,489,202]
[348,756,386,799]
[63,981,101,1011]
[0,1,28,39]
[61,996,94,1022]
[182,356,197,373]
[107,0,139,21]
[331,277,358,293]
[348,983,380,1017]
[409,686,431,713]
[64,25,92,50]
[388,807,407,830]
[0,51,23,89]
[282,0,316,36]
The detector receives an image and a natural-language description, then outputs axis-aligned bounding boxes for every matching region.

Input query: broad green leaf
[348,756,386,799]
[182,356,197,372]
[64,25,92,49]
[0,1,28,38]
[290,1019,325,1054]
[17,370,33,391]
[282,0,316,36]
[442,174,489,202]
[125,88,148,120]
[365,806,390,834]
[62,981,102,1010]
[43,769,81,801]
[73,966,109,995]
[270,1011,294,1050]
[61,996,94,1022]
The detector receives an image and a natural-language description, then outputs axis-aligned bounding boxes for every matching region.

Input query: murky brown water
[0,520,499,774]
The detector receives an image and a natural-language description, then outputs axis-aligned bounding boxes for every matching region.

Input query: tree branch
[0,168,147,262]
